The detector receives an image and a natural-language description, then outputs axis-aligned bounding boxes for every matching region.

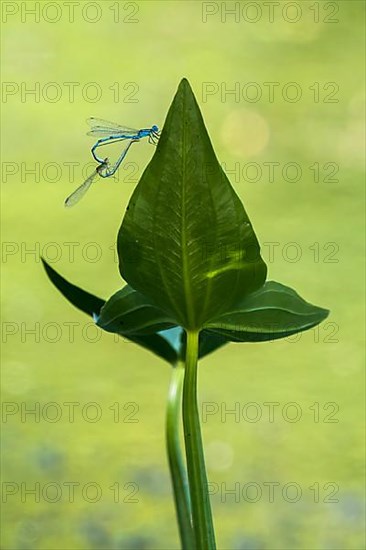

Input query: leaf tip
[320,307,330,321]
[178,77,192,95]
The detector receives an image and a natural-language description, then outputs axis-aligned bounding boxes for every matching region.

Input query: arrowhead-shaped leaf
[118,78,267,330]
[204,281,329,342]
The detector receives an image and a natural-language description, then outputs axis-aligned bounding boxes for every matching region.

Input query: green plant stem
[183,330,216,549]
[166,360,195,549]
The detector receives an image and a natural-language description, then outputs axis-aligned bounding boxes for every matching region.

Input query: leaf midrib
[180,92,195,329]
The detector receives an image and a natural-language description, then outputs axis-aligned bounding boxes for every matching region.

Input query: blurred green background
[1,1,365,549]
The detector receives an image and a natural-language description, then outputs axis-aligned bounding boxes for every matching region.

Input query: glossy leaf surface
[204,281,329,342]
[118,78,267,330]
[96,286,177,335]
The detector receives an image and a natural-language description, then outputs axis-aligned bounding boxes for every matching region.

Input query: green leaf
[125,333,178,366]
[98,289,230,356]
[42,259,230,362]
[198,330,229,358]
[41,258,104,317]
[41,259,178,365]
[118,78,267,330]
[204,281,329,342]
[96,286,177,335]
